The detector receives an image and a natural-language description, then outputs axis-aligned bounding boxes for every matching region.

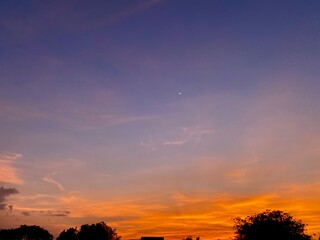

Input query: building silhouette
[141,237,164,240]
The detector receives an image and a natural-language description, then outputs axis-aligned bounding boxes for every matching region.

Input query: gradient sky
[1,1,320,239]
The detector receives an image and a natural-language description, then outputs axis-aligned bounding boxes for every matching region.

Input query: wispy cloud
[47,210,71,217]
[163,140,186,146]
[0,151,23,184]
[22,211,31,216]
[0,95,155,131]
[139,125,214,149]
[43,173,65,191]
[163,126,213,146]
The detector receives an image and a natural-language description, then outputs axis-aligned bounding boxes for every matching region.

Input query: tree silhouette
[57,222,120,240]
[0,225,53,240]
[57,227,78,240]
[233,210,311,240]
[183,236,200,240]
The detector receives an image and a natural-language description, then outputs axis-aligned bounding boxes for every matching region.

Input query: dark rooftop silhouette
[141,237,164,240]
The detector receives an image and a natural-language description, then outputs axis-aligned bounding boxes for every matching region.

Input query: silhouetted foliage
[57,227,78,240]
[233,210,311,240]
[141,238,164,240]
[0,225,53,240]
[183,236,200,240]
[58,222,120,240]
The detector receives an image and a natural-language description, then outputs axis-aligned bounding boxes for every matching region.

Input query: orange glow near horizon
[8,184,319,240]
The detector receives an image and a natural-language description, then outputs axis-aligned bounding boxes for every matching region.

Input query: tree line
[0,210,317,240]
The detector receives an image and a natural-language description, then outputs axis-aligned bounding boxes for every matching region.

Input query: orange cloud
[0,151,23,184]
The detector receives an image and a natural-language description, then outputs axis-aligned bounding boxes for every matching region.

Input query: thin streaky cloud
[47,210,71,217]
[13,206,53,212]
[163,126,214,146]
[14,194,58,201]
[22,211,31,216]
[0,99,156,131]
[163,140,186,146]
[43,173,65,191]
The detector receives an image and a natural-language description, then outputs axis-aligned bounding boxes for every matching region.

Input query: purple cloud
[0,186,19,210]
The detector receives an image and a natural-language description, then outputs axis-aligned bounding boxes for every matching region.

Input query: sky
[1,0,320,239]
